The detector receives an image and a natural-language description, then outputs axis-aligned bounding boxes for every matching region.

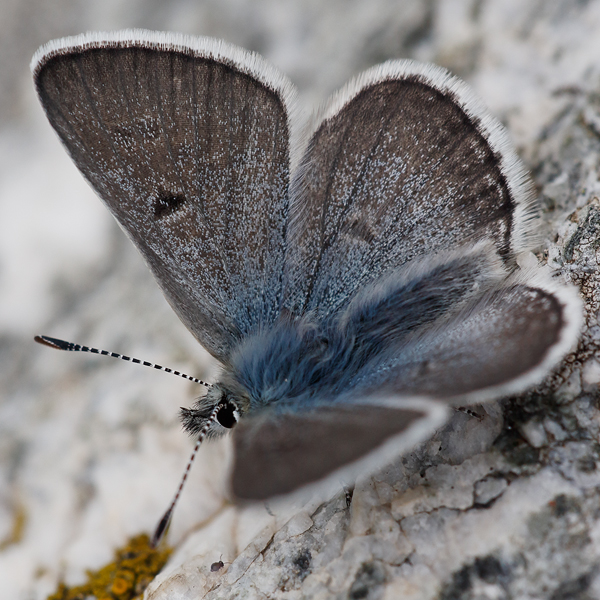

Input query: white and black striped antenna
[34,335,211,388]
[151,402,224,547]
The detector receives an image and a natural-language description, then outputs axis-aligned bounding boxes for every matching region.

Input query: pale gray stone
[518,419,548,449]
[474,477,509,506]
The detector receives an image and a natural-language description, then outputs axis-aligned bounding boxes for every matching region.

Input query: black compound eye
[216,402,237,429]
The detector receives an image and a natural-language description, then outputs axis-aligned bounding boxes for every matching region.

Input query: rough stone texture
[1,1,600,599]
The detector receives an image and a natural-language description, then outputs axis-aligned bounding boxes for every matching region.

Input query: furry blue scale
[229,246,501,411]
[230,315,359,411]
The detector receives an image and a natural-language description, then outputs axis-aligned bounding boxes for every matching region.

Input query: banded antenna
[151,402,225,547]
[34,335,211,388]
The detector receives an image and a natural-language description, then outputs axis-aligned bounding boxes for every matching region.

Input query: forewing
[285,60,536,317]
[357,275,582,403]
[230,397,447,501]
[32,31,295,361]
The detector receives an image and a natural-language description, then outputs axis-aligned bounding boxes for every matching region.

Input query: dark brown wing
[359,276,581,403]
[284,60,536,318]
[33,31,295,362]
[230,399,446,500]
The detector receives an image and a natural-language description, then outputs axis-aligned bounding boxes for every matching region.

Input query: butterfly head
[180,381,247,439]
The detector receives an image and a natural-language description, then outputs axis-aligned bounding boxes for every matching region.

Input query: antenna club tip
[151,510,172,548]
[34,335,68,350]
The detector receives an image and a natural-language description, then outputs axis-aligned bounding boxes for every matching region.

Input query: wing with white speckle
[285,60,537,318]
[33,31,295,362]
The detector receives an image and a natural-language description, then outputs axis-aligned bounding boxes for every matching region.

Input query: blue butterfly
[32,31,581,513]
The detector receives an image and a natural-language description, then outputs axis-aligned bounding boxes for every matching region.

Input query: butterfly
[32,30,581,509]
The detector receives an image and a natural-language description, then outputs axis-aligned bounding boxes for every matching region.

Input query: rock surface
[1,0,600,599]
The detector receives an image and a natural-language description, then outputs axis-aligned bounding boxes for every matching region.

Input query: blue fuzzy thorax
[228,314,372,412]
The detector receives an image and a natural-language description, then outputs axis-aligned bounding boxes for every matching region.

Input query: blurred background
[2,0,600,598]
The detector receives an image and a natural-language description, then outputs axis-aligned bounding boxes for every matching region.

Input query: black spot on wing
[153,190,187,219]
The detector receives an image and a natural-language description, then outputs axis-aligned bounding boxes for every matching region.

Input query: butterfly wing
[32,31,295,362]
[279,58,580,415]
[284,60,536,317]
[230,397,448,500]
[346,272,582,403]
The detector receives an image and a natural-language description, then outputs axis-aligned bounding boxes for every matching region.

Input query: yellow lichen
[47,534,172,600]
[0,501,27,550]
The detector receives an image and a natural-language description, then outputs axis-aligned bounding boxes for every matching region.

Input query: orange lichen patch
[47,534,172,600]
